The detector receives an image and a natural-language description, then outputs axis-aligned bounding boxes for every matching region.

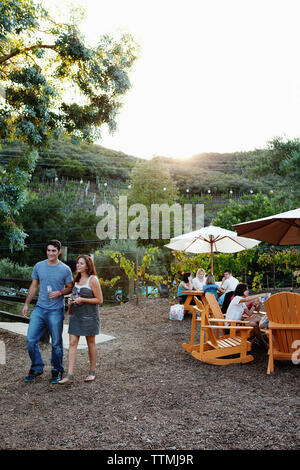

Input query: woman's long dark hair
[234,283,248,297]
[74,255,98,283]
[182,272,191,283]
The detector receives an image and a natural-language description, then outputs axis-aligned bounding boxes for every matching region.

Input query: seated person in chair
[225,283,269,349]
[192,268,206,290]
[203,274,220,300]
[218,269,239,306]
[177,273,193,304]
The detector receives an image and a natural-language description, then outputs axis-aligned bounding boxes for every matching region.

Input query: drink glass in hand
[47,285,53,299]
[68,292,81,305]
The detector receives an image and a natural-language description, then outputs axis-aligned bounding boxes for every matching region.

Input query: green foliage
[170,250,249,283]
[170,246,300,292]
[252,137,300,179]
[0,2,138,146]
[95,240,166,290]
[1,191,101,264]
[212,193,295,230]
[128,159,178,207]
[0,257,33,279]
[0,0,138,251]
[257,249,300,276]
[0,148,38,250]
[127,159,179,245]
[238,137,300,205]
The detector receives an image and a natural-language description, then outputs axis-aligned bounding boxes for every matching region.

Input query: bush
[0,258,33,279]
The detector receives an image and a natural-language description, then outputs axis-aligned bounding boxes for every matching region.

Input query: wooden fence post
[136,252,139,305]
[129,278,134,300]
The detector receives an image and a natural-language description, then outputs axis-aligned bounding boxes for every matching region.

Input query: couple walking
[22,240,103,385]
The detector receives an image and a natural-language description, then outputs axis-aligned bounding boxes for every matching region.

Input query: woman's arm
[180,281,192,290]
[75,277,103,305]
[238,293,269,304]
[243,304,256,317]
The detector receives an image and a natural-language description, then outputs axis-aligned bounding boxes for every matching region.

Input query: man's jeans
[27,306,65,373]
[218,293,226,306]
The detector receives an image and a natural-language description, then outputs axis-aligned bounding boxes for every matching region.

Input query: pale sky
[47,0,300,159]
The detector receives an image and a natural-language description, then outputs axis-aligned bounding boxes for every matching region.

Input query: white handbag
[169,303,184,321]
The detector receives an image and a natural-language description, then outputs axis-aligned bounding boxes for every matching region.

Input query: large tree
[127,158,179,245]
[239,137,300,204]
[0,0,138,250]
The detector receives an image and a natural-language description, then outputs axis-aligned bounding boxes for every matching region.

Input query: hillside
[0,137,298,217]
[1,136,299,266]
[0,138,274,196]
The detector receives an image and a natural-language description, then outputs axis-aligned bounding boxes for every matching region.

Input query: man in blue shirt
[22,240,73,383]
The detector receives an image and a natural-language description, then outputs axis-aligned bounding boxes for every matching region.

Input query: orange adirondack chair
[264,292,300,374]
[182,295,220,353]
[182,296,254,365]
[182,297,203,354]
[203,293,227,333]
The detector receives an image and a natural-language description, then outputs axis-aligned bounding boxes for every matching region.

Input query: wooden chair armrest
[204,325,253,330]
[207,318,249,324]
[268,322,300,330]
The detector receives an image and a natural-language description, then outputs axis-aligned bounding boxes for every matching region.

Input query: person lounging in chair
[225,283,269,350]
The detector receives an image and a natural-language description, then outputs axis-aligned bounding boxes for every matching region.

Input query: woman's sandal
[84,370,96,382]
[58,374,74,385]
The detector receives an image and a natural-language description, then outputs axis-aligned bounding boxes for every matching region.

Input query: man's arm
[218,277,228,293]
[22,279,39,317]
[49,282,73,299]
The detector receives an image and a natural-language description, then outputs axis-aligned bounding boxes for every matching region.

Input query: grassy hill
[0,138,274,195]
[0,137,299,266]
[0,137,298,216]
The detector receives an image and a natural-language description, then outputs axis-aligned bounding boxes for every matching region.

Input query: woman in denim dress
[59,255,103,384]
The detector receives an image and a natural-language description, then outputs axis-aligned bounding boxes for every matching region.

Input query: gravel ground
[0,298,299,451]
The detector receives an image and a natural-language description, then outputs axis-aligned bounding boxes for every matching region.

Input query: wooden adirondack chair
[192,303,254,365]
[203,293,226,331]
[182,297,203,353]
[183,294,247,354]
[182,295,255,365]
[264,292,300,374]
[204,292,267,335]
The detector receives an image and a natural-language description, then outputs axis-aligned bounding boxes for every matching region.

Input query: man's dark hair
[224,269,232,275]
[47,239,62,251]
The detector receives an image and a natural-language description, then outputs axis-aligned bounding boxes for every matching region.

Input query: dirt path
[0,298,298,450]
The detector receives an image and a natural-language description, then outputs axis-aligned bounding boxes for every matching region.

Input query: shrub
[0,258,33,279]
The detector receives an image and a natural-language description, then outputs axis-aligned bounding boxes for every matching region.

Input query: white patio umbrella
[165,225,260,274]
[233,208,300,245]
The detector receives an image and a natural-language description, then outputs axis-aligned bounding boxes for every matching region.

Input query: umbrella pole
[210,237,213,274]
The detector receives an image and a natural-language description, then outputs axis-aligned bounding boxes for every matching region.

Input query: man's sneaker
[49,370,63,384]
[24,369,43,383]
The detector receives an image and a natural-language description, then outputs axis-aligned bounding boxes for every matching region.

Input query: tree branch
[0,44,56,65]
